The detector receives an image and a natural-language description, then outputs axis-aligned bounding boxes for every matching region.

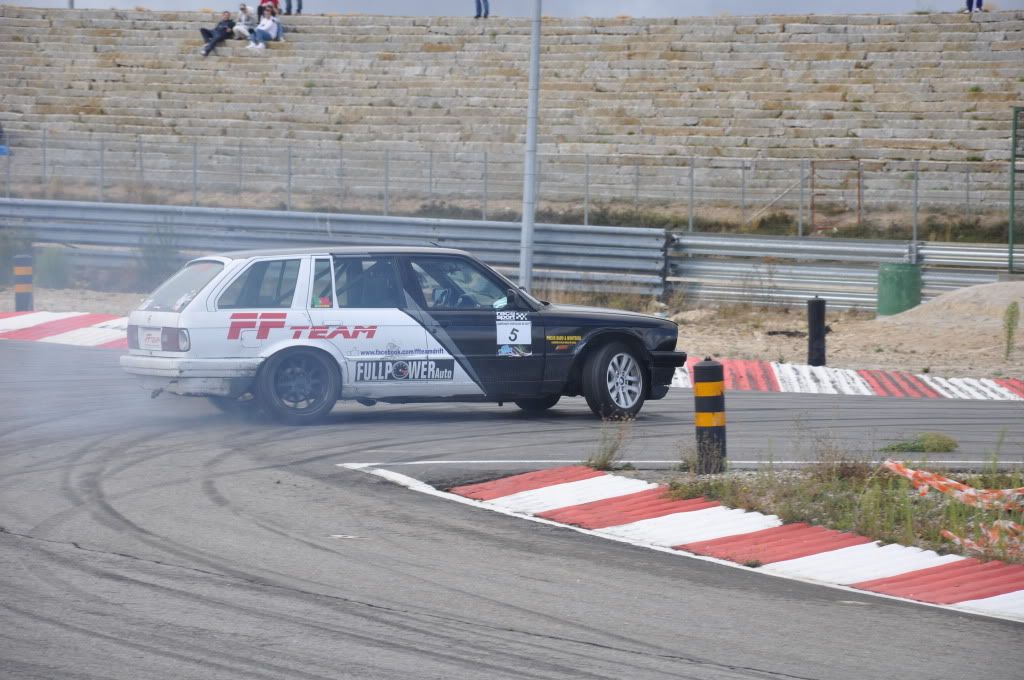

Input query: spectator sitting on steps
[199,10,235,57]
[257,0,279,19]
[247,9,281,50]
[233,3,256,40]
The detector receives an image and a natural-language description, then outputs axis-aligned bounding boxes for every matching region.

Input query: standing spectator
[284,0,301,15]
[247,9,281,49]
[199,10,235,57]
[233,3,256,40]
[963,0,983,12]
[474,0,489,19]
[257,0,279,19]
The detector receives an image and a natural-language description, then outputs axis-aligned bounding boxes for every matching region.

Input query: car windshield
[139,260,224,312]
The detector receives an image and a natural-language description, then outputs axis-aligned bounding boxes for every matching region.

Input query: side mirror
[506,288,522,309]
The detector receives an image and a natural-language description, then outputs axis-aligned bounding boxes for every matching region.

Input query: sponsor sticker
[354,359,455,382]
[546,334,582,352]
[496,311,532,357]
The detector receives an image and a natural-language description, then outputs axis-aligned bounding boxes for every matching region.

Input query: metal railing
[667,232,1006,308]
[2,198,1014,309]
[0,198,667,296]
[1,128,1013,239]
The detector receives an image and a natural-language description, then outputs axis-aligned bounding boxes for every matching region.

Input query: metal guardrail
[0,198,1011,308]
[668,232,1004,308]
[0,198,666,296]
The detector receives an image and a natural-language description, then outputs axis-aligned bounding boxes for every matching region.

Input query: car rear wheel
[514,395,561,412]
[583,341,646,419]
[258,349,339,425]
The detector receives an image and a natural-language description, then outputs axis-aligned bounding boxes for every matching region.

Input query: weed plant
[668,427,1022,563]
[667,460,1023,562]
[584,419,633,471]
[881,432,959,454]
[1004,301,1019,360]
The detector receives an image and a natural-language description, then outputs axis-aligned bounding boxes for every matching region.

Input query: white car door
[305,255,453,399]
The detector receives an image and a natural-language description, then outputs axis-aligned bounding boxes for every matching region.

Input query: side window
[333,257,402,309]
[218,259,301,309]
[405,256,508,310]
[311,258,334,308]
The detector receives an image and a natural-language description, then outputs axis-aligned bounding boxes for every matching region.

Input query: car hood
[539,303,675,326]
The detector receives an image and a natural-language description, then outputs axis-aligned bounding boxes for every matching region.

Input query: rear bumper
[120,354,262,397]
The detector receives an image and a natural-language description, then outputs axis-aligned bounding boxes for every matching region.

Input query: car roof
[206,245,473,260]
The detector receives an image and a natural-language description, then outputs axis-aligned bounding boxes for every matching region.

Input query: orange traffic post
[693,357,726,474]
[14,253,33,312]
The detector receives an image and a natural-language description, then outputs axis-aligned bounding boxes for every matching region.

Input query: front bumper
[120,354,263,397]
[649,350,687,399]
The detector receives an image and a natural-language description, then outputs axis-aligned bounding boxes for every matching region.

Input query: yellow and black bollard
[693,357,726,474]
[14,254,33,312]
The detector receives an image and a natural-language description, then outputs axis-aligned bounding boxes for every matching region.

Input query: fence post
[98,138,105,202]
[693,358,726,474]
[966,166,971,219]
[384,149,390,216]
[799,159,807,237]
[191,139,197,207]
[428,150,433,201]
[482,150,488,220]
[688,156,695,232]
[338,146,344,209]
[137,136,145,197]
[912,160,919,242]
[238,139,243,193]
[740,161,747,221]
[857,159,863,229]
[42,127,47,183]
[287,143,293,211]
[634,163,640,210]
[584,153,590,226]
[810,159,816,234]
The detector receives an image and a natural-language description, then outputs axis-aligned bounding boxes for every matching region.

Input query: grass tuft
[584,419,633,471]
[881,432,959,453]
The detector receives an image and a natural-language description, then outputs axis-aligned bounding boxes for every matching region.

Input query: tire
[207,394,260,417]
[514,394,561,412]
[582,341,647,419]
[257,349,339,425]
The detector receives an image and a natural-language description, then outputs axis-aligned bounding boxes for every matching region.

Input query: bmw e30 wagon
[120,247,686,424]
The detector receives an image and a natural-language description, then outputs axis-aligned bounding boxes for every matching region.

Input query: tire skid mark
[6,529,710,680]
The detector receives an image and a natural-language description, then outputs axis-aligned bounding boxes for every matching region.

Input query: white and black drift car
[120,247,686,423]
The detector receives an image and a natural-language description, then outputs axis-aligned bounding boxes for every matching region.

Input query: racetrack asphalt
[0,340,1022,679]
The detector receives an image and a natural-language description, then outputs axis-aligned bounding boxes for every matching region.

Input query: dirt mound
[879,281,1024,329]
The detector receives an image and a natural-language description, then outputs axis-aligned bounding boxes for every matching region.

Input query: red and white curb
[342,463,1024,623]
[0,311,127,348]
[1,311,1020,400]
[672,356,1023,401]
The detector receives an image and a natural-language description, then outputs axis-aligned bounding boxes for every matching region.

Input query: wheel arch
[569,330,652,395]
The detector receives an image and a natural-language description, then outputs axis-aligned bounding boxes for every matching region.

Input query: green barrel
[877,263,922,316]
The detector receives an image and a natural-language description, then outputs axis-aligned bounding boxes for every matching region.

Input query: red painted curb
[853,559,1024,604]
[449,466,605,501]
[996,378,1024,398]
[0,313,117,341]
[538,487,719,529]
[678,523,873,565]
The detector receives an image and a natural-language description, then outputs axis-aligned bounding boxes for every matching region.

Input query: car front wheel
[583,341,646,419]
[258,349,339,425]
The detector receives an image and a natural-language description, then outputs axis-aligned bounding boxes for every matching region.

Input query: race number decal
[496,311,532,357]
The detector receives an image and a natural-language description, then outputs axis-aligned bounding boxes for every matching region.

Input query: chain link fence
[0,128,1013,243]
